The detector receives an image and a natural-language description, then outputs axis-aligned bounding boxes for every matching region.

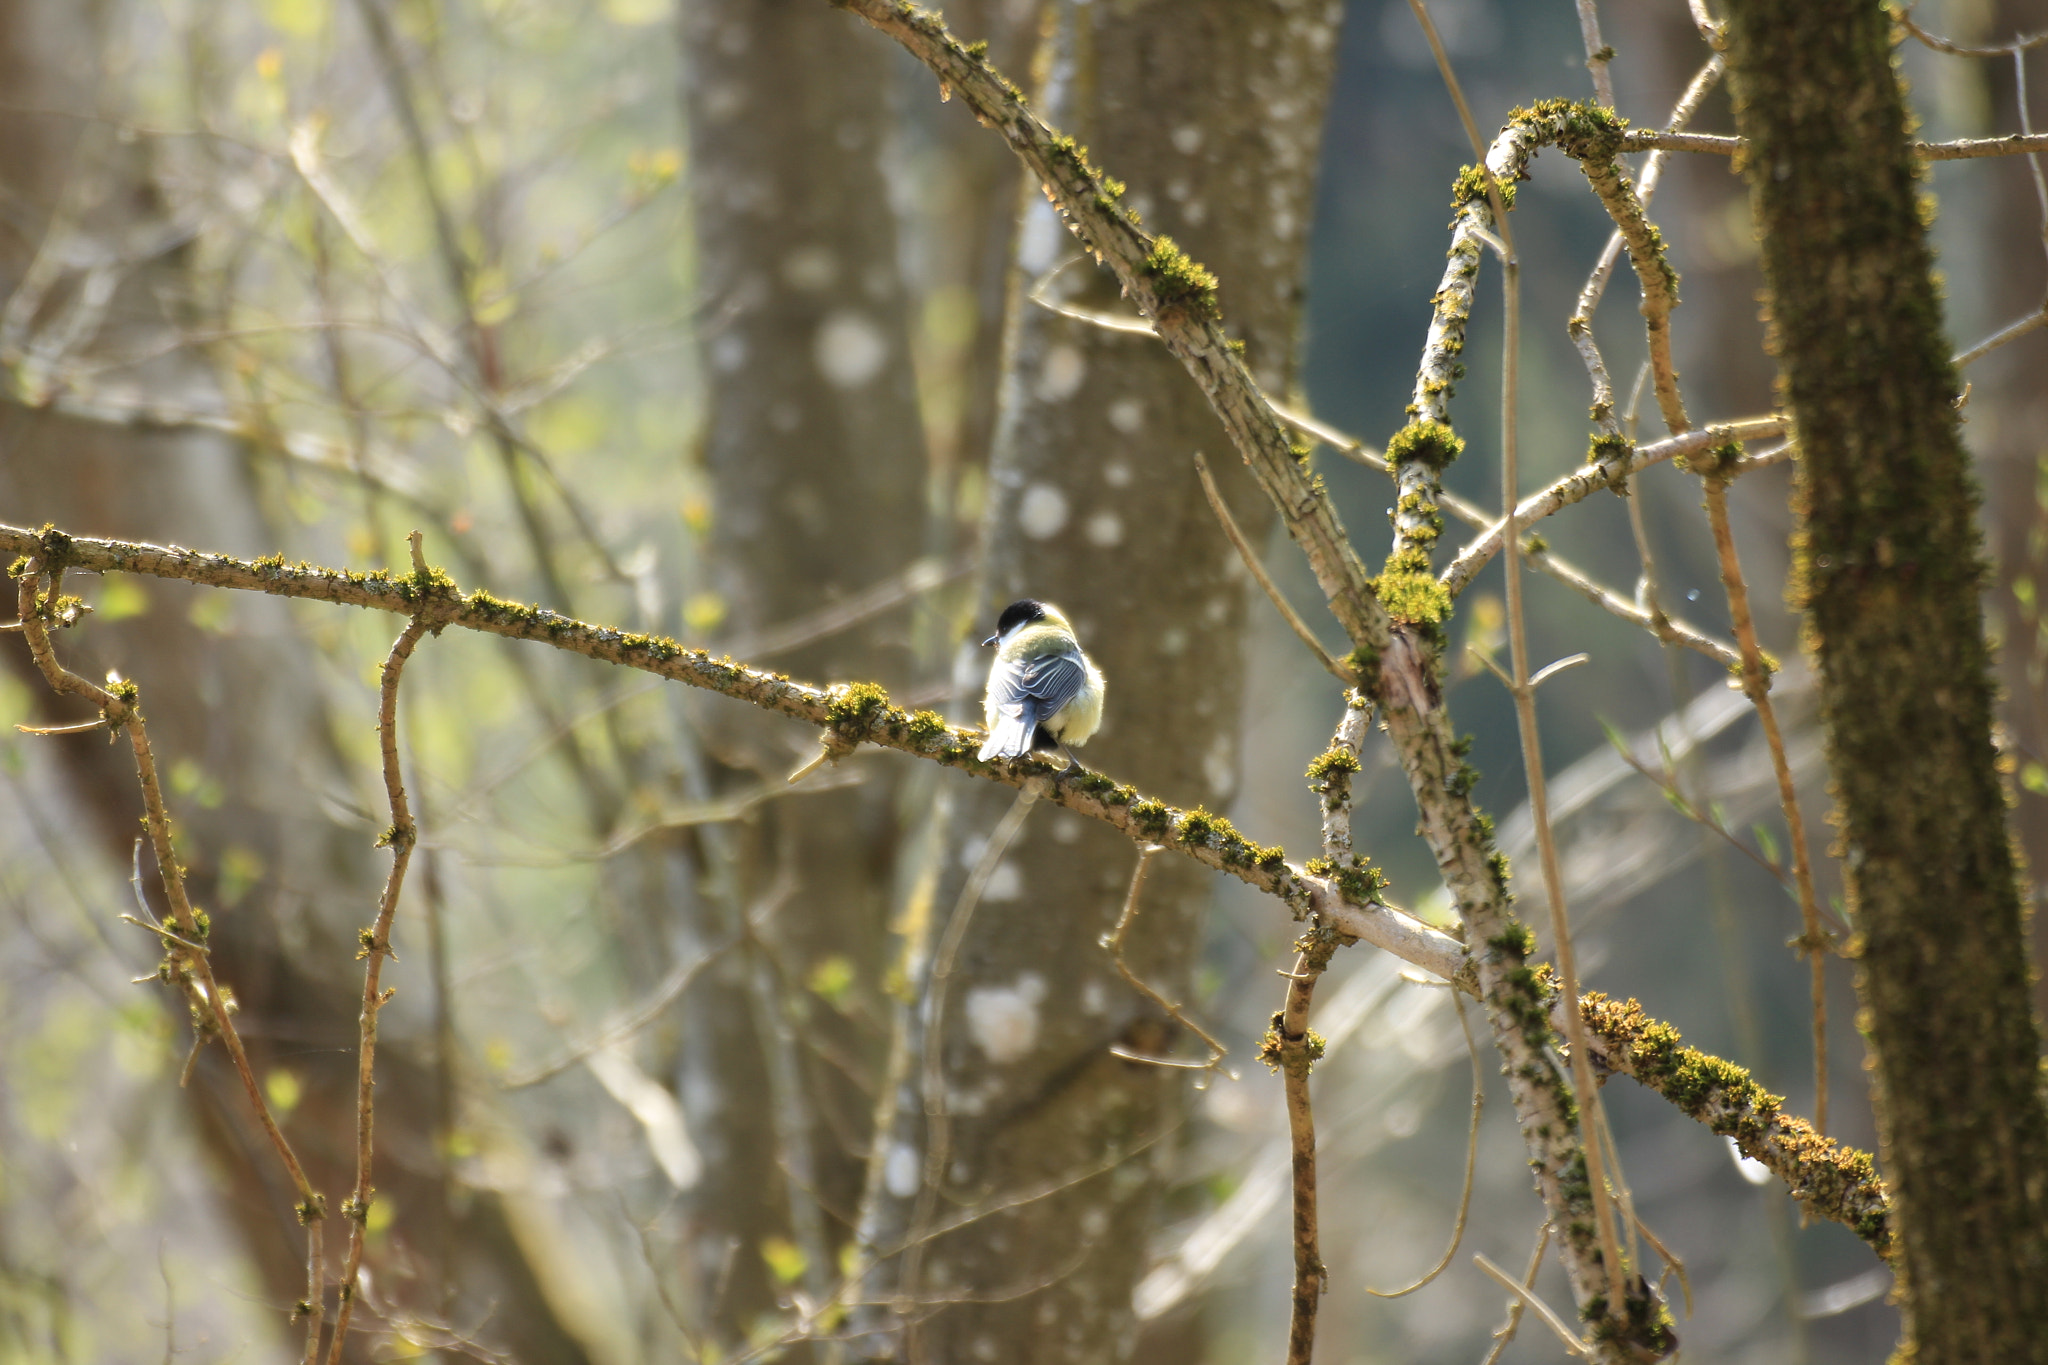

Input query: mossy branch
[1,520,1892,1253]
[0,520,1451,975]
[1579,993,1891,1259]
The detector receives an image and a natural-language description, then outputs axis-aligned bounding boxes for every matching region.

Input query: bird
[977,598,1105,766]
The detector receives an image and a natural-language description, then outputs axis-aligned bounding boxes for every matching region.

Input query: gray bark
[677,0,929,1347]
[856,3,1343,1360]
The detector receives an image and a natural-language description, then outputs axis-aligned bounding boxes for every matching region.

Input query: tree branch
[2,519,1892,1254]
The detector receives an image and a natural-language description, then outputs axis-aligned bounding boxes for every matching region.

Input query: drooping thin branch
[901,785,1039,1341]
[1699,471,1832,1133]
[1474,1253,1589,1357]
[1524,541,1740,670]
[1102,846,1229,1075]
[1194,452,1348,682]
[1479,1224,1553,1365]
[1490,224,1635,1325]
[1366,989,1482,1298]
[327,596,433,1364]
[1895,9,2048,58]
[9,551,329,1354]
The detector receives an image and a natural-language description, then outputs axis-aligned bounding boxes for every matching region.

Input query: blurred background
[2,0,2044,1360]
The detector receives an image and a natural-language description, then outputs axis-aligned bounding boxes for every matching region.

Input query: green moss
[1449,162,1517,217]
[1305,854,1388,904]
[1141,235,1221,322]
[1129,799,1171,838]
[1385,419,1465,474]
[1304,747,1361,784]
[827,681,892,732]
[1256,1013,1327,1078]
[1371,565,1452,626]
[1488,922,1536,959]
[1587,432,1634,467]
[905,709,948,741]
[1509,96,1631,163]
[1176,806,1283,869]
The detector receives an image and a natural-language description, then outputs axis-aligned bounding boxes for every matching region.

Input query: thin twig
[1441,417,1788,595]
[1699,476,1831,1133]
[1479,1225,1553,1365]
[1618,128,2048,159]
[1194,452,1348,682]
[327,568,434,1363]
[1489,221,1633,1322]
[501,937,740,1087]
[1574,0,1616,110]
[1474,1253,1589,1357]
[901,785,1040,1330]
[1366,990,1482,1297]
[1275,696,1374,1365]
[1896,8,2048,57]
[1101,845,1229,1076]
[11,554,329,1355]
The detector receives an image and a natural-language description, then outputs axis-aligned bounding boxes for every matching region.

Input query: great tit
[977,598,1105,765]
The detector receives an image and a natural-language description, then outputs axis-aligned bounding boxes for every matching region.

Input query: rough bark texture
[678,0,929,1346]
[1979,0,2048,1028]
[0,5,587,1360]
[1722,1,2048,1357]
[853,3,1342,1360]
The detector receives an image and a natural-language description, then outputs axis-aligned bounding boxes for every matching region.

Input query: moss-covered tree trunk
[1721,2,2048,1357]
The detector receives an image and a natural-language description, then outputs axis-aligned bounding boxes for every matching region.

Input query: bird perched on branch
[977,598,1105,766]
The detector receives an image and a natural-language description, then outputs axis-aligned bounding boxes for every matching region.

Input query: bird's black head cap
[992,599,1047,639]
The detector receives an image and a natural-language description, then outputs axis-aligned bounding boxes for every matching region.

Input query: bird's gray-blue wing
[980,649,1087,759]
[1015,650,1086,720]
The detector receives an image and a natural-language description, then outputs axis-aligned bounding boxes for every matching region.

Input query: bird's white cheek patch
[965,973,1048,1065]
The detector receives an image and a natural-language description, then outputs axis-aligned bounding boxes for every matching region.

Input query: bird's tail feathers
[978,710,1037,761]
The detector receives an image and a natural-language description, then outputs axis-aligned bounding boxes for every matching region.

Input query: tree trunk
[0,5,588,1359]
[677,0,930,1346]
[1721,1,2048,1357]
[854,2,1343,1360]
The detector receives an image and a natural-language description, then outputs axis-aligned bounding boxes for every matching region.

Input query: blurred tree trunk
[0,5,587,1360]
[855,3,1343,1360]
[676,0,931,1347]
[1722,1,2048,1359]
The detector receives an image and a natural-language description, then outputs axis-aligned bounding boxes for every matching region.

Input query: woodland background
[2,0,2045,1362]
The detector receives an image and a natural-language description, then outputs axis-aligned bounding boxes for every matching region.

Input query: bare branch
[327,606,433,1363]
[1193,452,1349,683]
[1621,127,2048,160]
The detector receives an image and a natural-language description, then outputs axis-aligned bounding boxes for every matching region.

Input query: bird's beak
[981,633,999,647]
